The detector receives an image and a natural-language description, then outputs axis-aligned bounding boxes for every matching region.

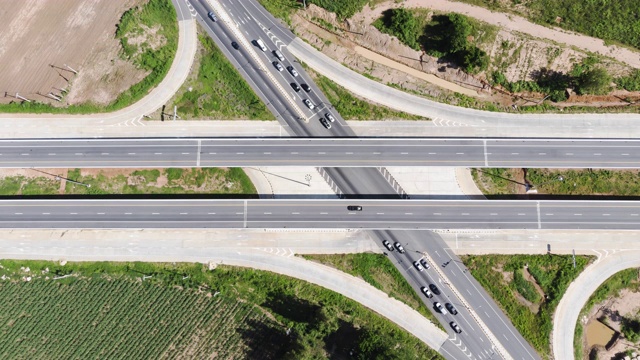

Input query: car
[434,302,447,314]
[254,39,267,52]
[413,261,425,272]
[429,284,441,295]
[420,287,433,298]
[445,303,458,315]
[347,205,362,211]
[273,50,285,61]
[300,83,311,92]
[420,259,430,269]
[302,99,315,109]
[273,61,284,71]
[208,11,217,21]
[231,41,239,50]
[290,83,300,92]
[320,118,332,129]
[382,240,394,251]
[325,113,336,122]
[287,66,299,77]
[394,242,405,253]
[450,321,462,334]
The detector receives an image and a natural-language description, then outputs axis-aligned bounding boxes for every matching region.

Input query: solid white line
[101,153,109,155]
[537,201,541,229]
[490,213,497,216]
[155,153,162,155]
[48,153,56,156]
[197,140,201,167]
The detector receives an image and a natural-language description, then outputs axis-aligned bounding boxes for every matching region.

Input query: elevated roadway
[3,138,640,168]
[2,199,640,230]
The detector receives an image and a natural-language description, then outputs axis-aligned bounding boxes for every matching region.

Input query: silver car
[303,99,315,109]
[287,66,299,77]
[273,61,283,72]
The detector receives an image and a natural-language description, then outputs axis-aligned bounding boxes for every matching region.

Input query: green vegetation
[622,317,640,343]
[172,33,273,120]
[311,70,428,120]
[616,69,640,91]
[462,254,591,356]
[473,168,640,196]
[442,0,640,50]
[307,0,379,19]
[375,11,491,74]
[303,253,441,326]
[0,168,255,196]
[0,260,443,359]
[65,168,256,195]
[513,269,541,303]
[0,0,177,114]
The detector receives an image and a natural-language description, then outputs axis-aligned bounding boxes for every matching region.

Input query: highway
[4,138,640,168]
[3,199,640,230]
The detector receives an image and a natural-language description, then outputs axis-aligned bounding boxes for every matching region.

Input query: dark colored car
[347,205,362,211]
[320,118,332,129]
[445,303,458,315]
[291,83,300,92]
[300,83,311,92]
[208,11,217,21]
[429,284,441,295]
[231,41,239,50]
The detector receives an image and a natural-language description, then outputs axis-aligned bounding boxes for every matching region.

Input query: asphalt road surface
[3,199,640,231]
[4,138,640,168]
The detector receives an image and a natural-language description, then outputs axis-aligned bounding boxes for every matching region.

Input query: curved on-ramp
[553,250,640,360]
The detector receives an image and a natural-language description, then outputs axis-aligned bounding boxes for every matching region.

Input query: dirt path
[353,46,478,96]
[393,0,640,68]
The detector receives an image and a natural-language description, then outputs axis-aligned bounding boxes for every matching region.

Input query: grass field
[447,0,640,50]
[0,260,444,359]
[0,0,178,114]
[461,254,591,358]
[303,253,441,326]
[172,32,273,120]
[472,168,640,196]
[0,168,256,196]
[309,69,428,120]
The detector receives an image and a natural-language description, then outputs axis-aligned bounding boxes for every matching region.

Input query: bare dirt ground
[294,1,640,109]
[0,0,146,105]
[583,289,640,359]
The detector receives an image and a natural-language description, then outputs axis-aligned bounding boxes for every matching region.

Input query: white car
[273,61,283,72]
[420,259,430,269]
[434,302,447,315]
[382,240,394,252]
[413,261,425,272]
[303,99,315,109]
[325,113,336,122]
[287,66,299,77]
[421,287,433,298]
[394,242,405,253]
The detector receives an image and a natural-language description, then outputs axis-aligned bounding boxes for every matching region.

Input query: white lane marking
[97,213,105,215]
[320,212,328,215]
[75,153,82,155]
[593,153,601,156]
[236,152,244,155]
[621,153,629,156]
[209,152,216,155]
[574,213,582,216]
[565,153,574,155]
[70,213,77,215]
[197,139,201,167]
[456,152,464,155]
[405,212,413,215]
[538,153,546,155]
[48,153,56,156]
[545,213,554,216]
[101,153,109,155]
[318,152,326,155]
[14,213,22,215]
[155,152,162,155]
[373,152,381,155]
[125,213,132,215]
[537,201,541,229]
[631,214,639,216]
[461,213,469,216]
[208,212,216,215]
[180,213,188,215]
[152,213,160,215]
[434,213,441,215]
[483,139,488,166]
[42,213,50,215]
[291,152,298,154]
[181,152,190,155]
[511,153,519,155]
[490,213,497,216]
[517,213,525,216]
[292,212,300,215]
[345,152,353,155]
[603,214,610,216]
[236,212,243,215]
[376,212,384,215]
[263,152,271,155]
[128,153,135,155]
[401,152,409,155]
[264,212,271,215]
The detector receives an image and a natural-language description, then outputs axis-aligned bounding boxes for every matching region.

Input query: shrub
[576,67,612,95]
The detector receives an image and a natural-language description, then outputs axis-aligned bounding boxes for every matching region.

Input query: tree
[460,46,489,74]
[445,13,472,53]
[388,8,420,50]
[576,67,612,95]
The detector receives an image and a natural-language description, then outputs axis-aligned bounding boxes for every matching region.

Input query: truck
[254,39,267,52]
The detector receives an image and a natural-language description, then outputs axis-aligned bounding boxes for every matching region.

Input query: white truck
[254,39,267,52]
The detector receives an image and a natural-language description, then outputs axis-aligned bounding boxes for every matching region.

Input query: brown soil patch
[0,0,147,105]
[583,289,640,359]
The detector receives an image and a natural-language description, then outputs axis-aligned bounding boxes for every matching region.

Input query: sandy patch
[0,0,146,105]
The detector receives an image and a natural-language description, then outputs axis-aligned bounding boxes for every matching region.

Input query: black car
[445,303,458,315]
[231,41,239,50]
[429,284,441,295]
[290,83,300,92]
[347,205,362,211]
[300,83,311,92]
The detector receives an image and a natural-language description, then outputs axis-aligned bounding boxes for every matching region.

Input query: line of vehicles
[382,239,462,334]
[206,10,338,131]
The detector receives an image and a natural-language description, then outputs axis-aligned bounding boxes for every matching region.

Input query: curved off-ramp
[552,250,640,360]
